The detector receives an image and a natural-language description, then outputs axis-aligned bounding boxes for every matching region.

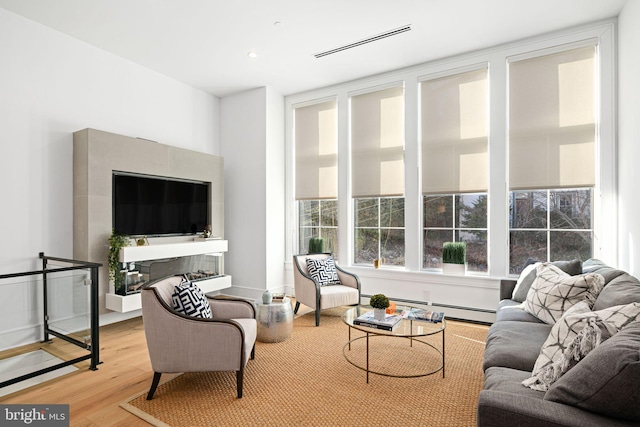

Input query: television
[112,172,210,237]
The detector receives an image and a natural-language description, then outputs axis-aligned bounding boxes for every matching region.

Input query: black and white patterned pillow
[306,256,341,286]
[523,301,640,391]
[171,281,212,318]
[523,263,604,325]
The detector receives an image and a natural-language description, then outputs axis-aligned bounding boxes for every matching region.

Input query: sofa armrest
[500,279,517,301]
[477,390,637,427]
[208,296,256,320]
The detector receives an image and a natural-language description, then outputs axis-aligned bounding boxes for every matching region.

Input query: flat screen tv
[113,172,210,236]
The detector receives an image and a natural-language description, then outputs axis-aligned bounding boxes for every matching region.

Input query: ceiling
[0,0,627,98]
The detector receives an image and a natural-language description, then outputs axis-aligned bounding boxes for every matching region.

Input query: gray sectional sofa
[477,259,640,426]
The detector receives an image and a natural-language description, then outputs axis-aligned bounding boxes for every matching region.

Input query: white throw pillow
[523,264,604,325]
[511,262,540,299]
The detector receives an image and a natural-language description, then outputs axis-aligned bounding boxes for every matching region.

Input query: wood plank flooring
[0,317,155,426]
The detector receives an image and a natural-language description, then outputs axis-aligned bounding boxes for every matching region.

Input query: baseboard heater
[361,294,495,325]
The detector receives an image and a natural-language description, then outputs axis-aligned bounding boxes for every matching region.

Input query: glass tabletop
[342,305,446,337]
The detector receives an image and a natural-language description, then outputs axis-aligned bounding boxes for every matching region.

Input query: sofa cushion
[582,258,626,284]
[512,259,583,303]
[496,300,541,323]
[523,264,604,325]
[171,281,212,319]
[524,301,640,391]
[545,320,640,421]
[483,321,552,372]
[306,256,341,286]
[483,366,545,399]
[592,273,640,311]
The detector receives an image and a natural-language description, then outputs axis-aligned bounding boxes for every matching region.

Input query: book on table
[401,308,445,323]
[353,312,403,331]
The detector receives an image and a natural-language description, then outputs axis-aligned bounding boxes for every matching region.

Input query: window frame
[285,21,616,279]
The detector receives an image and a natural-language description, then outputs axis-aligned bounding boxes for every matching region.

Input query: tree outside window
[298,199,338,258]
[354,197,404,266]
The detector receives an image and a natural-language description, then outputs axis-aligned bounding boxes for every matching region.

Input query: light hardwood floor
[1,317,155,426]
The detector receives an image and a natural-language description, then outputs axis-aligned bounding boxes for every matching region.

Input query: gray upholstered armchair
[141,275,256,399]
[293,253,361,326]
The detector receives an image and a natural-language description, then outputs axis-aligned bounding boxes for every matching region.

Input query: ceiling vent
[314,25,412,58]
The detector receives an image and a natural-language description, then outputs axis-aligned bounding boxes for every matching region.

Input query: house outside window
[508,45,596,273]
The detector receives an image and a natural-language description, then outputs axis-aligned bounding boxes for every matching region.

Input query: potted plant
[308,237,325,254]
[369,293,390,320]
[108,230,130,295]
[442,241,466,275]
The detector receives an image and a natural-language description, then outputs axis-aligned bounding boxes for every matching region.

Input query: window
[509,189,592,273]
[354,197,405,266]
[294,100,338,256]
[423,194,487,271]
[420,68,489,272]
[298,199,338,256]
[351,86,405,266]
[508,46,596,273]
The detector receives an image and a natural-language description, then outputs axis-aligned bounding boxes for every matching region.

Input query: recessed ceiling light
[247,51,258,59]
[274,21,282,27]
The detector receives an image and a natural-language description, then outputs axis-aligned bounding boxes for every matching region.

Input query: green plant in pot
[442,241,466,275]
[369,293,390,320]
[108,230,130,295]
[308,237,325,254]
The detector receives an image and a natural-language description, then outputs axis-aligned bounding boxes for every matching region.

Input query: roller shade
[351,86,405,198]
[421,68,488,195]
[294,100,337,200]
[509,46,596,190]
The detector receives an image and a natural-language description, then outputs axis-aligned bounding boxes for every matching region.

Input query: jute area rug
[121,307,488,427]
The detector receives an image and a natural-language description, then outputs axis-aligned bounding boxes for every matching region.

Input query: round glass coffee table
[342,305,446,383]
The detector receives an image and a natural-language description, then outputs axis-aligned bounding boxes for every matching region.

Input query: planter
[373,308,386,320]
[442,263,466,275]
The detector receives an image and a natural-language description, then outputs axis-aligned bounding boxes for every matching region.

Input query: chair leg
[294,301,300,314]
[250,344,255,360]
[236,368,244,398]
[315,308,320,326]
[146,372,162,400]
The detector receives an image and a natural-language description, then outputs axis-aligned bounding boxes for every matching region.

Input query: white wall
[220,87,286,299]
[618,1,640,276]
[220,88,268,293]
[0,8,219,348]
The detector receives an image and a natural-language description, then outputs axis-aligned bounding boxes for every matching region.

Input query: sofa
[477,259,640,426]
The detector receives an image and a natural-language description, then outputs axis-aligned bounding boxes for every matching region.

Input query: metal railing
[0,253,102,389]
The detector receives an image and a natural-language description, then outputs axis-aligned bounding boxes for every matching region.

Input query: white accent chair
[292,253,361,326]
[141,275,256,399]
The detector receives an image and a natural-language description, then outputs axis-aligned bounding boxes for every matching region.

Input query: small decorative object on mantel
[203,224,212,239]
[136,236,149,246]
[369,293,390,320]
[442,241,466,275]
